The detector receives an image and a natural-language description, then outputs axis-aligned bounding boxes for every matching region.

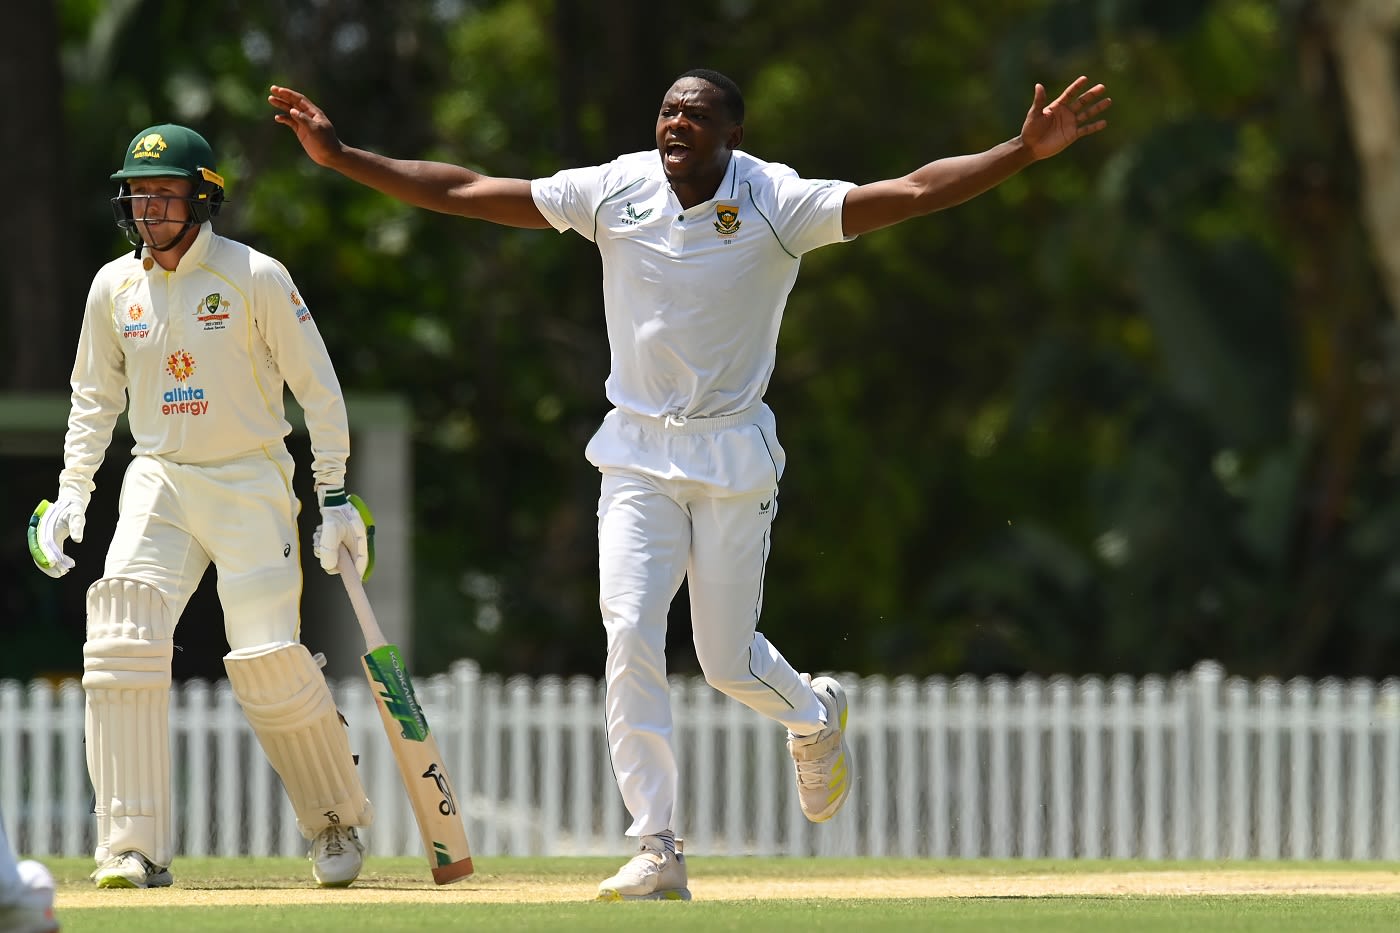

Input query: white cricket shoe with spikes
[788,674,853,822]
[92,850,172,889]
[310,824,364,888]
[596,837,690,901]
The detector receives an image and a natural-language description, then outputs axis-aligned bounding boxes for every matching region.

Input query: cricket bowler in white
[28,124,376,890]
[269,67,1111,900]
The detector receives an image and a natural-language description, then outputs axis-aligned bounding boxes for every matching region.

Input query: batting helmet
[110,124,225,249]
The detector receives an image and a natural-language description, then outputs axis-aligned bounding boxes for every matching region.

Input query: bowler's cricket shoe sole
[788,674,852,822]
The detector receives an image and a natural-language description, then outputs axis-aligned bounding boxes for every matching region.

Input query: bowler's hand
[268,85,344,167]
[1020,76,1111,160]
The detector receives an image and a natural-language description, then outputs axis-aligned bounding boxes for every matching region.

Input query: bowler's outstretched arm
[269,85,550,229]
[842,76,1111,237]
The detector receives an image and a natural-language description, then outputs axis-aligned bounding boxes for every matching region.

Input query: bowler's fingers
[1056,80,1109,121]
[1074,90,1112,136]
[268,85,321,123]
[1049,75,1091,110]
[1080,92,1111,115]
[267,85,299,112]
[1072,84,1109,111]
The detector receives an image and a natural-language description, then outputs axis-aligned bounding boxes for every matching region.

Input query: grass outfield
[38,856,1400,932]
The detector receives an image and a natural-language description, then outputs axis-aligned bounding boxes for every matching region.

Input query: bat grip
[337,544,388,650]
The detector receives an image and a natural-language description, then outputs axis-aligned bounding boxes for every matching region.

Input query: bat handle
[337,544,388,651]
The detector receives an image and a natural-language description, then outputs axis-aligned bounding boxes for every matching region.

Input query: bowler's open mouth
[663,141,690,165]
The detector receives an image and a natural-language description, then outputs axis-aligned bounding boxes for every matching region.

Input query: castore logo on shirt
[619,202,653,225]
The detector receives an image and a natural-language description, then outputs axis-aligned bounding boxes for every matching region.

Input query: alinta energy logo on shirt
[290,289,311,323]
[162,349,209,416]
[713,203,741,238]
[194,292,231,331]
[123,303,150,339]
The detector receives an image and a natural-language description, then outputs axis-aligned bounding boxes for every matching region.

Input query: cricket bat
[336,546,474,883]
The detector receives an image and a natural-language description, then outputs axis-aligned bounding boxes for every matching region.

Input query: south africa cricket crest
[714,203,741,237]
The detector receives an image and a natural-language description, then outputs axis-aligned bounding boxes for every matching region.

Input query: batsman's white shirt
[59,223,349,510]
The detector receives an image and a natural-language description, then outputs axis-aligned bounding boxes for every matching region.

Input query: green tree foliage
[11,0,1400,681]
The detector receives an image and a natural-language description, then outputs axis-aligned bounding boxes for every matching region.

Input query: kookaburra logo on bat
[423,763,458,816]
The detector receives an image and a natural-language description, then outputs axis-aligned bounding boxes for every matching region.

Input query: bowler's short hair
[676,68,745,125]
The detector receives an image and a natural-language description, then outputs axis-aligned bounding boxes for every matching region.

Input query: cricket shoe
[596,836,690,901]
[310,825,364,888]
[0,860,60,932]
[788,674,853,822]
[92,851,172,889]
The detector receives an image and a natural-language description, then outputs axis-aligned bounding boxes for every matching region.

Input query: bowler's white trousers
[105,448,304,648]
[587,404,827,837]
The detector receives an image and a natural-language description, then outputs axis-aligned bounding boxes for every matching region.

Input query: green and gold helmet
[110,124,225,251]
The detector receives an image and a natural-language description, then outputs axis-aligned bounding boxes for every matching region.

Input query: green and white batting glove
[314,487,375,581]
[27,496,86,579]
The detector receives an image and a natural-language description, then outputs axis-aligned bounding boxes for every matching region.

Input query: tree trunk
[0,1,69,390]
[1323,0,1400,316]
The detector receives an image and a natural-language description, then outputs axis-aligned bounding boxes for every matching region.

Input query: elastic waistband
[619,404,761,435]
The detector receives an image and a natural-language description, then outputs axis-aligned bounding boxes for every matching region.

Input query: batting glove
[314,487,375,581]
[28,496,86,579]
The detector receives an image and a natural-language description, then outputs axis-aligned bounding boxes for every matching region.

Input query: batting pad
[82,577,175,867]
[224,642,373,838]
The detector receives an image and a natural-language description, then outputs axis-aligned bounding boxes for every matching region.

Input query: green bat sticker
[364,645,430,742]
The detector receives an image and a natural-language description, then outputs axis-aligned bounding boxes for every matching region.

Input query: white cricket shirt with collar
[531,149,855,420]
[58,223,350,509]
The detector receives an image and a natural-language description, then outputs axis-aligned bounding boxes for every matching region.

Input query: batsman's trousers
[104,448,304,649]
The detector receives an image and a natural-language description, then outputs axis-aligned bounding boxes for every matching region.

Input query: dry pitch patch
[57,869,1400,907]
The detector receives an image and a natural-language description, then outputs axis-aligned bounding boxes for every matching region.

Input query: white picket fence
[2,660,1398,860]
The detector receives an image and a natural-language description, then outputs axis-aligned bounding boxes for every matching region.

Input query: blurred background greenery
[6,0,1399,684]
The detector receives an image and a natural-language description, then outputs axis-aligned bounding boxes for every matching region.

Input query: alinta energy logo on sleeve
[162,349,209,416]
[123,303,150,339]
[194,292,231,331]
[290,289,311,323]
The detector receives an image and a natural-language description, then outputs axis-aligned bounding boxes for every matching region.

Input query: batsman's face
[127,177,195,244]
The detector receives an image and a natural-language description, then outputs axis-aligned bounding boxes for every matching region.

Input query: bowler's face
[655,78,740,184]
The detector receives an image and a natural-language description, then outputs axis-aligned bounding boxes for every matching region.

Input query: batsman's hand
[27,496,86,579]
[315,488,375,581]
[268,85,344,167]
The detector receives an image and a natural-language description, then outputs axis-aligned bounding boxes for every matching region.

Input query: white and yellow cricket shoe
[788,675,853,822]
[597,836,690,901]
